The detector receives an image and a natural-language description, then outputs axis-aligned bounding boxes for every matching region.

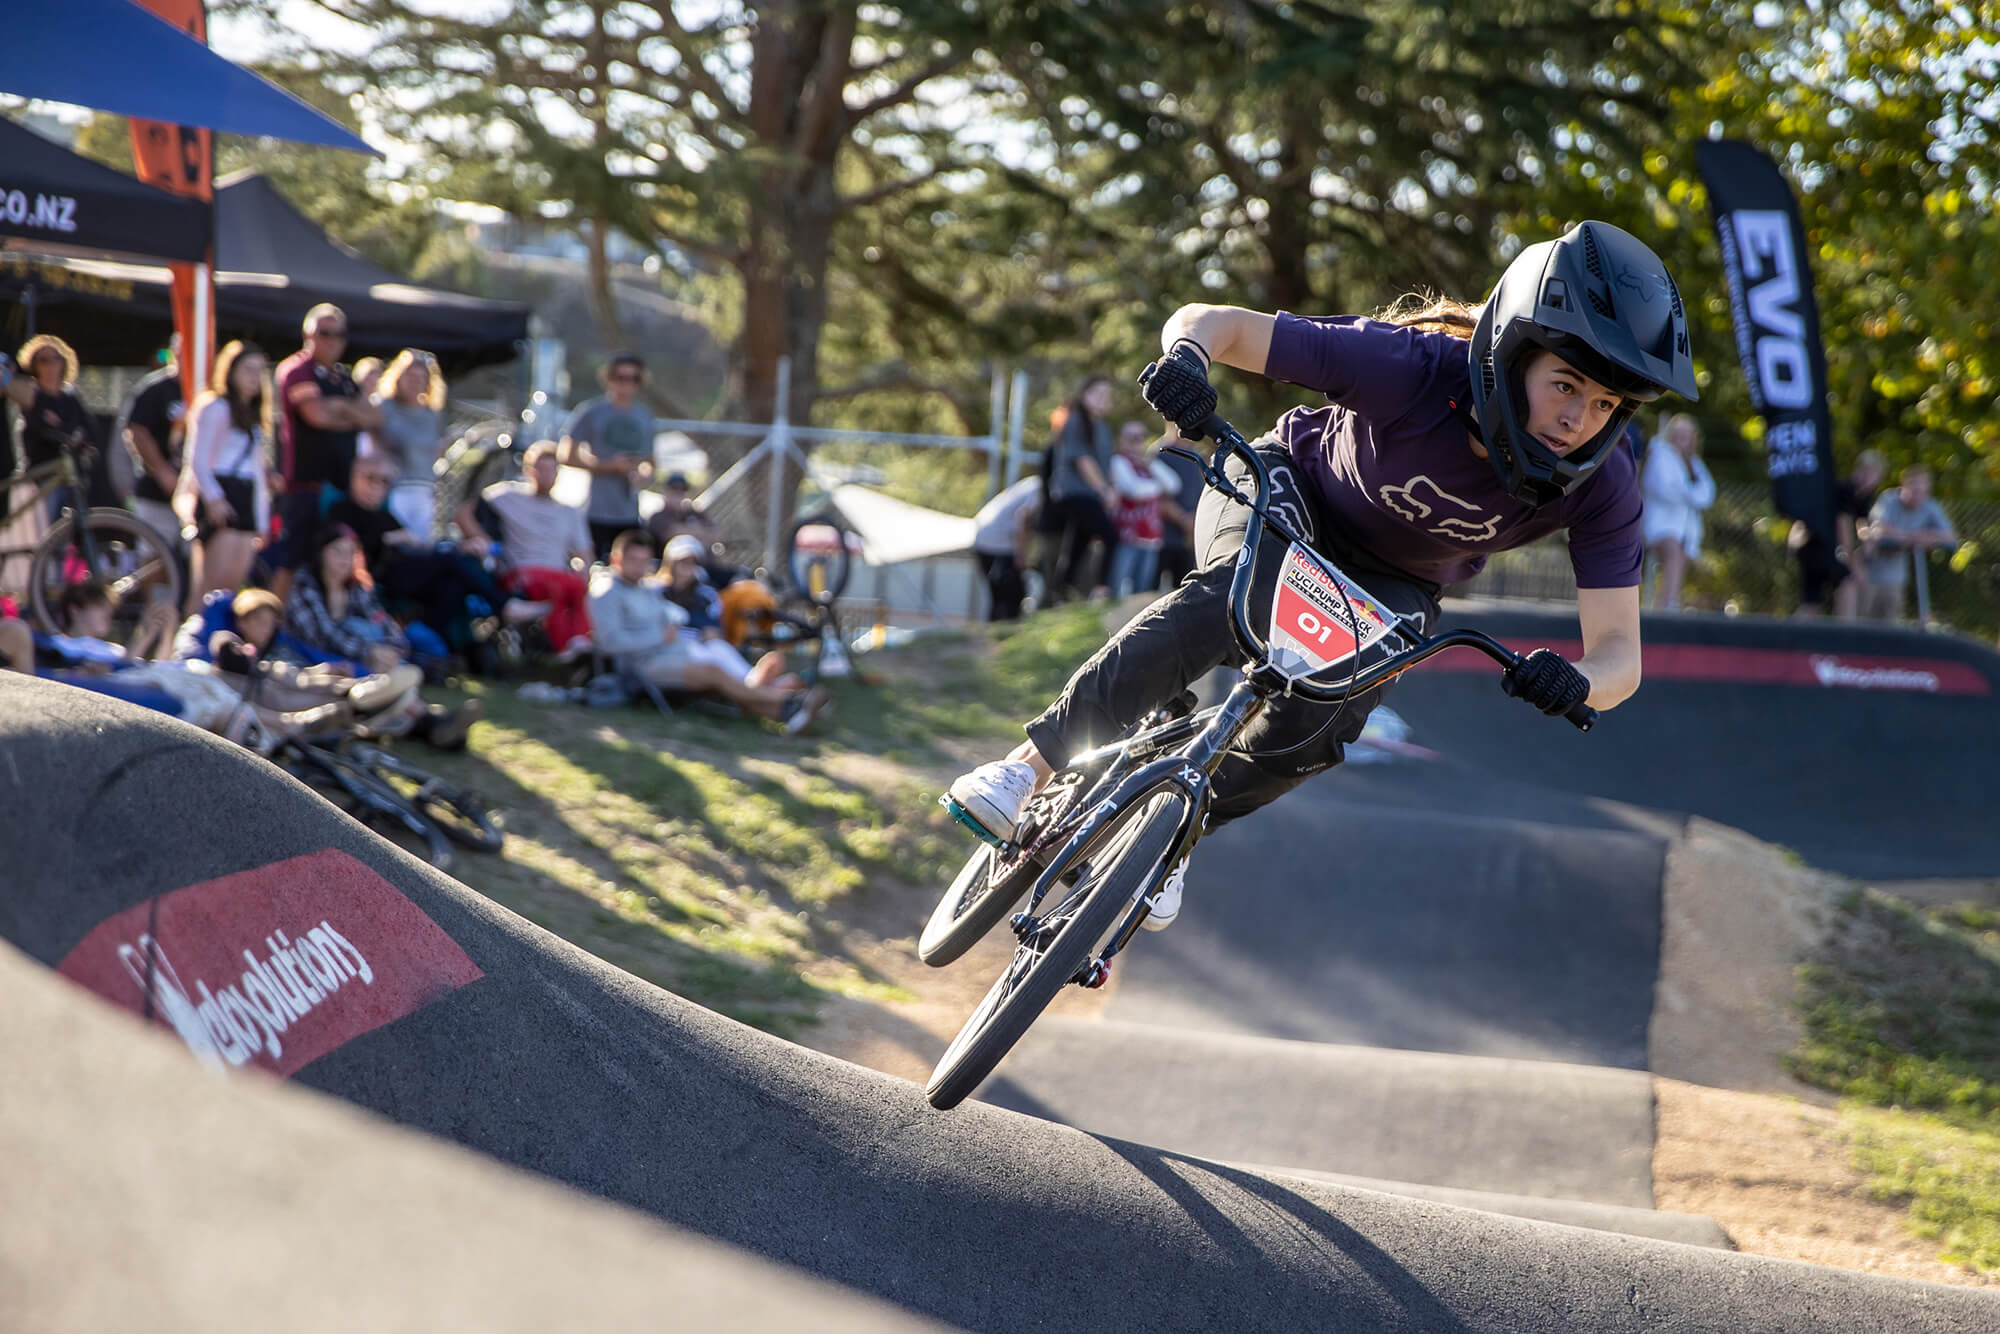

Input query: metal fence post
[1912,547,1932,626]
[986,366,1006,501]
[1005,369,1029,486]
[767,356,792,574]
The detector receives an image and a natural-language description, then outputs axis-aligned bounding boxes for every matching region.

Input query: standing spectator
[273,303,380,599]
[7,335,93,518]
[1105,420,1180,600]
[120,341,188,554]
[1795,449,1888,618]
[590,529,826,731]
[374,349,447,538]
[453,440,594,658]
[971,471,1043,621]
[1153,423,1203,591]
[1639,412,1715,611]
[560,352,656,560]
[1039,374,1120,602]
[1858,465,1957,622]
[175,340,273,613]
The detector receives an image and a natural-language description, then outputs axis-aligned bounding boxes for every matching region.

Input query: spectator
[120,340,188,554]
[1858,465,1957,622]
[590,529,827,732]
[1639,412,1715,611]
[284,526,479,747]
[1795,449,1888,618]
[560,352,656,560]
[971,469,1043,621]
[273,303,381,599]
[175,340,273,614]
[329,455,535,659]
[1039,374,1120,602]
[7,335,93,518]
[453,439,594,659]
[373,348,448,538]
[1105,420,1180,600]
[661,533,796,687]
[1153,422,1203,591]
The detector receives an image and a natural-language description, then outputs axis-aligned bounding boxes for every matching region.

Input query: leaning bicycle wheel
[926,789,1183,1111]
[408,777,504,852]
[919,777,1080,967]
[27,508,184,645]
[290,749,456,872]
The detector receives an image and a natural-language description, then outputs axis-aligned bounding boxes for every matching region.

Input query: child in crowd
[1105,420,1179,600]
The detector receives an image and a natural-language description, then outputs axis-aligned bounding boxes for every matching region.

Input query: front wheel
[926,790,1183,1111]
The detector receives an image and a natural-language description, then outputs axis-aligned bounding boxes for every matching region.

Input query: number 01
[1295,610,1333,645]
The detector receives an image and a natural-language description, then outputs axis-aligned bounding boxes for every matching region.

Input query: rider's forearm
[1160,305,1276,377]
[1575,633,1641,710]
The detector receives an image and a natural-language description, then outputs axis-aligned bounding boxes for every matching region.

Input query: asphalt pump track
[6,603,2000,1332]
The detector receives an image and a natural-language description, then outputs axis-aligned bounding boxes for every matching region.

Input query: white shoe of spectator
[556,635,594,664]
[503,599,552,626]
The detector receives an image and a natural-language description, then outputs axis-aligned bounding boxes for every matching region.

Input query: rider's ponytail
[1374,292,1481,339]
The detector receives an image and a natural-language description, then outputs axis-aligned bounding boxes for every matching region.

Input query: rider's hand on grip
[1138,339,1218,440]
[1502,647,1591,718]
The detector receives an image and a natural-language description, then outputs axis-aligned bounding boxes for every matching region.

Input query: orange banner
[127,0,214,403]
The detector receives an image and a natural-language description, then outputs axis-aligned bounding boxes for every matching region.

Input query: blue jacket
[173,589,352,671]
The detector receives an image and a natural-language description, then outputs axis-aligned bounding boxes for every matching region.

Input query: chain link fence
[1460,481,2000,639]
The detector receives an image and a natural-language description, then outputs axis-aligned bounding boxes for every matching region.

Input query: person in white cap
[661,533,800,689]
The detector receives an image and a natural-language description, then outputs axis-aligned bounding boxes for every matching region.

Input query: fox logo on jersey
[1379,476,1502,543]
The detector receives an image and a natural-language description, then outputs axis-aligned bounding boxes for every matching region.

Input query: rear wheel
[925,790,1183,1111]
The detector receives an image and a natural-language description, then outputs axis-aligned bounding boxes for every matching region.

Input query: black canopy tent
[1,171,529,373]
[0,117,211,262]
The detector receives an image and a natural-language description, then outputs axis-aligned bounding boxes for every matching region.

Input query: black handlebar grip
[1564,698,1597,732]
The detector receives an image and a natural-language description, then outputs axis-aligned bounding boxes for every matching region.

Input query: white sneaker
[946,759,1038,842]
[1142,857,1188,932]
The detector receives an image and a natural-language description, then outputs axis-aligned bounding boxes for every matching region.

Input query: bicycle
[1,434,184,644]
[920,411,1597,1111]
[228,656,503,872]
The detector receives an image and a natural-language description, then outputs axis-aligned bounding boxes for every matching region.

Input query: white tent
[828,483,982,622]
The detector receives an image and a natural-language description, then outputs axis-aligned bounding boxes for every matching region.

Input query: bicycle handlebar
[1178,413,1597,733]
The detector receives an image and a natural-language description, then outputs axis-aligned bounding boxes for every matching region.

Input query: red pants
[504,566,591,651]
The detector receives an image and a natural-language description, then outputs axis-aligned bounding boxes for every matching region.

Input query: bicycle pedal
[1077,958,1111,989]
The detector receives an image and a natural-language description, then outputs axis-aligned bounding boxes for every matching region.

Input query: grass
[1789,888,2000,1274]
[410,603,1112,1038]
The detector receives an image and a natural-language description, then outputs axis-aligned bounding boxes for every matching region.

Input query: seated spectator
[1640,412,1715,611]
[453,439,594,659]
[284,524,480,748]
[661,533,797,688]
[589,529,827,732]
[10,584,335,746]
[330,455,537,661]
[373,348,447,537]
[1858,465,1958,622]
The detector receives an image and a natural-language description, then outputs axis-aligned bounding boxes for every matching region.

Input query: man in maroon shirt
[272,303,381,599]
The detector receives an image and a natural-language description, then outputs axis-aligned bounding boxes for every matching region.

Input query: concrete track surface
[5,656,1999,1333]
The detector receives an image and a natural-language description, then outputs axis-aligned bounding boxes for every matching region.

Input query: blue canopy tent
[0,0,371,154]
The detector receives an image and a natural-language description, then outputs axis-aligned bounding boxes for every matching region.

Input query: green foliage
[1846,1107,2000,1273]
[1789,888,2000,1128]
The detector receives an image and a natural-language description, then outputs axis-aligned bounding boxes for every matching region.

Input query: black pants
[1025,438,1440,829]
[981,552,1026,621]
[379,548,510,645]
[1040,493,1118,600]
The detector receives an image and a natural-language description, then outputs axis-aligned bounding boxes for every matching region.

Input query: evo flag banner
[128,0,215,405]
[1694,138,1839,548]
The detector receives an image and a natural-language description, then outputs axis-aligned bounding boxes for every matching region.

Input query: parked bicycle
[920,412,1597,1111]
[2,433,183,644]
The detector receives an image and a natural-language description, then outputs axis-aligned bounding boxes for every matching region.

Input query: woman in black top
[7,337,93,516]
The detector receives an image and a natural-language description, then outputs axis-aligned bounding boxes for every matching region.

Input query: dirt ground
[800,776,1996,1288]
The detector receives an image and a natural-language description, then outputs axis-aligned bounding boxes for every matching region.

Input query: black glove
[1503,647,1590,716]
[1137,340,1218,440]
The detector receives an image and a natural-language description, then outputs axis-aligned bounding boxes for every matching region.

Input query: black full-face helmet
[1469,221,1699,506]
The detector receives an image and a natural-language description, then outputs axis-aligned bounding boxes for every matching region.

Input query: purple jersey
[1264,314,1642,589]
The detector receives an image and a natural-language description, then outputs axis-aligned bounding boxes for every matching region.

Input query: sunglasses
[313,326,348,340]
[609,371,643,383]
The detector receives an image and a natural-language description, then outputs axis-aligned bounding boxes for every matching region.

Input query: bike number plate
[1266,542,1400,680]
